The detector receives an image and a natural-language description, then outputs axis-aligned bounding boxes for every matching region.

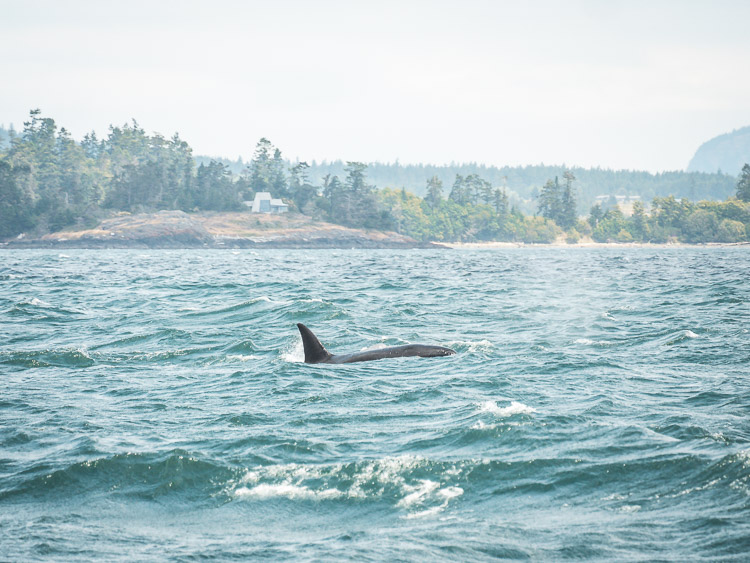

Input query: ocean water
[1,247,749,561]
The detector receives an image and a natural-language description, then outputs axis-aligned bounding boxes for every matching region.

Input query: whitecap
[398,482,464,518]
[235,483,341,500]
[231,455,464,517]
[438,486,464,499]
[478,400,536,417]
[404,505,445,519]
[602,493,628,501]
[449,339,494,353]
[226,354,262,362]
[282,339,305,363]
[684,330,699,339]
[254,295,290,305]
[575,338,613,346]
[397,480,440,508]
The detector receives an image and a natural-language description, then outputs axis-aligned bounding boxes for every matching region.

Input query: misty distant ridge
[687,126,750,175]
[196,154,736,209]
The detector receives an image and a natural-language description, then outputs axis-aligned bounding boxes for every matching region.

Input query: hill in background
[687,126,750,175]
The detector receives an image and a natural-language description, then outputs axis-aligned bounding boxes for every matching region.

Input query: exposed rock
[3,211,441,249]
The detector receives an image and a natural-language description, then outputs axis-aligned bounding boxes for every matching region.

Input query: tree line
[1,110,749,244]
[584,174,750,244]
[297,159,737,211]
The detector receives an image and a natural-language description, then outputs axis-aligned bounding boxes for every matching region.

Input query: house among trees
[248,192,289,213]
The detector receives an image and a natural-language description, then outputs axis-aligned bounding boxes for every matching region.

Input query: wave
[575,338,615,346]
[6,297,86,318]
[89,328,193,351]
[448,340,495,354]
[4,445,750,534]
[1,450,236,503]
[225,354,262,362]
[230,456,465,517]
[282,339,305,363]
[0,348,95,368]
[477,400,536,417]
[183,296,290,318]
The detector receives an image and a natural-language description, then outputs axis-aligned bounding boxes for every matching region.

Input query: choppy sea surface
[1,248,749,561]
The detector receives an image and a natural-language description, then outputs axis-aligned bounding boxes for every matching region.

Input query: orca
[297,323,456,364]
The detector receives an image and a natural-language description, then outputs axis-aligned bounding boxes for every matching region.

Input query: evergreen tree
[588,203,604,228]
[449,174,467,205]
[289,161,316,211]
[342,162,382,228]
[323,174,344,221]
[0,159,34,237]
[537,177,561,222]
[493,188,509,215]
[270,148,287,197]
[425,175,443,210]
[344,161,371,195]
[195,160,238,210]
[737,163,750,202]
[630,200,649,241]
[249,138,274,194]
[559,171,577,229]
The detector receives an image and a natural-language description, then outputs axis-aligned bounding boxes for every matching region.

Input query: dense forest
[193,155,736,213]
[1,111,749,244]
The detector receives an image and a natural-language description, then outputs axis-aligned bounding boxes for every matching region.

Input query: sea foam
[478,400,536,417]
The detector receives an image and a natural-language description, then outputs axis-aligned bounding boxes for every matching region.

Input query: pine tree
[249,138,273,194]
[737,163,750,202]
[559,171,577,229]
[493,188,509,215]
[425,175,443,210]
[449,174,466,205]
[537,177,561,221]
[588,203,604,228]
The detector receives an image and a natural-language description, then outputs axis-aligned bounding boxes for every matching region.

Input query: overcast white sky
[2,0,749,171]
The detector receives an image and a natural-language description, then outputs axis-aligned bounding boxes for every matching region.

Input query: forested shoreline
[1,110,749,244]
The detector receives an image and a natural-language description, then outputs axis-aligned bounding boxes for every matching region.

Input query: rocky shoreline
[6,210,746,250]
[1,210,441,250]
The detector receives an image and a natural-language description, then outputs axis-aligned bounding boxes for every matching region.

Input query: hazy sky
[2,0,749,171]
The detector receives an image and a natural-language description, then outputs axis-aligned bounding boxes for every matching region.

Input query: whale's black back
[297,323,332,363]
[296,323,455,364]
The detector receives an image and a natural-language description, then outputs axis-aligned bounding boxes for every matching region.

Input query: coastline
[441,240,750,249]
[2,210,748,250]
[1,210,440,250]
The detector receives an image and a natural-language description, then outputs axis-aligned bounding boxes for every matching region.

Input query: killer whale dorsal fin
[297,323,332,364]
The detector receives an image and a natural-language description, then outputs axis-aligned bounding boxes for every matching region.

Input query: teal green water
[1,248,749,560]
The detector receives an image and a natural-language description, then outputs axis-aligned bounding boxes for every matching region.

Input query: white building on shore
[246,192,289,213]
